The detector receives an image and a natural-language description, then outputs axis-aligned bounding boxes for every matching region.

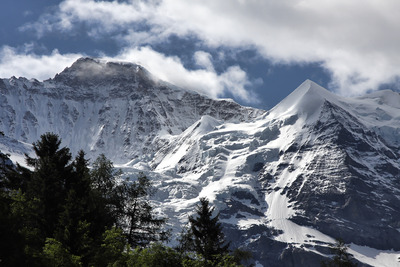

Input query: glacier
[1,58,400,266]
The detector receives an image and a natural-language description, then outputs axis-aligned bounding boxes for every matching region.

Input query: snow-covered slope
[1,60,400,266]
[145,80,400,266]
[0,58,263,165]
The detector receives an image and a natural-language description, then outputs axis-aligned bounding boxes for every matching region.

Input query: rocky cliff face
[1,59,400,266]
[282,100,400,250]
[0,57,263,164]
[147,80,400,266]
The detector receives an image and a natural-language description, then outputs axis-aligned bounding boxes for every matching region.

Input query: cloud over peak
[0,45,258,104]
[113,47,258,103]
[16,0,400,96]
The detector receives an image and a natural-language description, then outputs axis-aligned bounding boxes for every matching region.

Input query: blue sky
[1,0,399,109]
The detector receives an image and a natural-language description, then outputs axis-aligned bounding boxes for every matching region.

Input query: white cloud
[113,46,258,103]
[0,46,81,80]
[0,45,257,103]
[24,0,400,95]
[194,51,214,71]
[21,0,157,37]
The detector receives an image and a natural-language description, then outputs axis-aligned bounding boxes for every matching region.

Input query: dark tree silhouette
[187,197,230,264]
[115,174,169,247]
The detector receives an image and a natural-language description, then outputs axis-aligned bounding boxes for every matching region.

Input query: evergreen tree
[1,133,75,265]
[186,197,230,264]
[69,150,92,197]
[90,153,120,197]
[54,150,94,265]
[115,174,169,247]
[88,154,122,241]
[0,134,170,265]
[25,133,73,238]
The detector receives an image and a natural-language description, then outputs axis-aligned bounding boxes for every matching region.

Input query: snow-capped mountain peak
[270,79,340,120]
[53,57,154,86]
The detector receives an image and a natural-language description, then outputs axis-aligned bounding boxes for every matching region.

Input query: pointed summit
[270,79,339,119]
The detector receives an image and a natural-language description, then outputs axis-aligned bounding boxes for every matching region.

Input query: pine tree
[115,174,169,247]
[1,133,75,265]
[90,154,120,197]
[25,133,73,238]
[1,135,170,265]
[187,197,230,264]
[88,154,121,239]
[55,150,94,265]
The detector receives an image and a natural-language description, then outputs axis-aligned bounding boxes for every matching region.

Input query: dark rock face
[0,58,264,164]
[264,101,400,252]
[53,57,154,89]
[150,84,400,266]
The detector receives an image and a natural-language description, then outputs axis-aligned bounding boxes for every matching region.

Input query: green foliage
[127,243,183,267]
[10,189,45,264]
[321,238,358,267]
[42,238,82,267]
[127,243,243,267]
[182,253,244,267]
[93,227,130,267]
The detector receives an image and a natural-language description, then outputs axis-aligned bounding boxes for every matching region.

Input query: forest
[0,133,356,267]
[0,133,251,267]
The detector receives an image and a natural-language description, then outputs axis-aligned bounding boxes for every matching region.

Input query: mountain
[0,57,263,165]
[149,80,400,266]
[1,59,400,266]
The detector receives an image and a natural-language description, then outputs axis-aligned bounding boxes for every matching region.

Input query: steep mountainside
[144,80,400,266]
[0,58,263,164]
[1,59,400,266]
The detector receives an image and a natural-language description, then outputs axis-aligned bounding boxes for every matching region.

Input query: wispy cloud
[0,45,257,103]
[21,0,400,95]
[0,46,81,80]
[113,46,258,103]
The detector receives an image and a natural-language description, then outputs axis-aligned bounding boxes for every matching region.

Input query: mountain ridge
[1,58,400,266]
[0,57,264,165]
